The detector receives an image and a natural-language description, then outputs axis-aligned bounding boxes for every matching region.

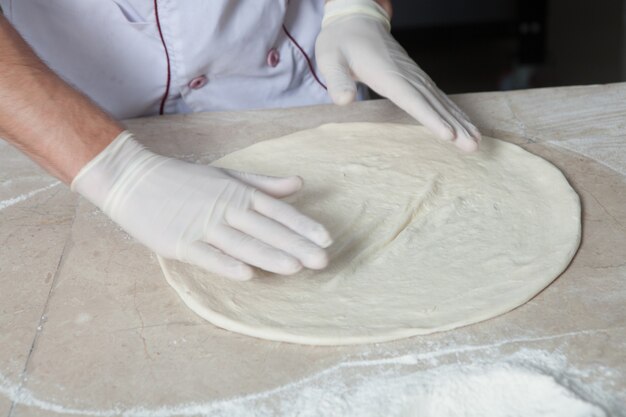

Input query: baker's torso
[2,0,331,118]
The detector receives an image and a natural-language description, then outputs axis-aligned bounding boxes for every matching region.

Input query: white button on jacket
[1,0,333,119]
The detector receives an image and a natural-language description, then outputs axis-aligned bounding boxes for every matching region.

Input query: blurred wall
[392,0,516,28]
[547,0,625,86]
[391,0,626,92]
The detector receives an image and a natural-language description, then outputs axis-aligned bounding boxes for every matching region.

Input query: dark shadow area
[391,0,626,93]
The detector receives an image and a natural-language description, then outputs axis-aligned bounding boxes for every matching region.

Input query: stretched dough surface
[158,123,581,345]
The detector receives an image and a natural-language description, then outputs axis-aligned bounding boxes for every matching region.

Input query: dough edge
[157,123,582,346]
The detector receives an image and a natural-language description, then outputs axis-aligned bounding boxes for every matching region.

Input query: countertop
[1,83,625,416]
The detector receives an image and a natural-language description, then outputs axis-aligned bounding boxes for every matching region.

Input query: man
[0,0,480,280]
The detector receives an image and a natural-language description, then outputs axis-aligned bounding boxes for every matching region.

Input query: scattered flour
[0,347,614,417]
[548,136,626,177]
[0,181,61,211]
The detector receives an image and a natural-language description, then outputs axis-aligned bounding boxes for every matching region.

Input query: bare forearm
[0,16,123,184]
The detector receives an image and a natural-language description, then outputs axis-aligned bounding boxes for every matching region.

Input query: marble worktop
[1,83,625,416]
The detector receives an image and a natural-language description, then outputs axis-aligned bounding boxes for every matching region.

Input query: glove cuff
[322,0,391,31]
[71,130,163,215]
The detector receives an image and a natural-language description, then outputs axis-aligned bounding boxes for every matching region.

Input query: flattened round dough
[158,123,581,345]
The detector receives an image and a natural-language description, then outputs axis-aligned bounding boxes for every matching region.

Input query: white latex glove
[316,0,481,151]
[71,131,332,280]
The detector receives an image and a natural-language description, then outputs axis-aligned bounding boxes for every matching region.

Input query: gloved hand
[316,0,481,151]
[71,131,332,280]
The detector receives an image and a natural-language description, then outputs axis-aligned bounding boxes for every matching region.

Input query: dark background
[391,0,626,93]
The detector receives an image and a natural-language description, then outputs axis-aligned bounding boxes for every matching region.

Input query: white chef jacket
[1,0,336,119]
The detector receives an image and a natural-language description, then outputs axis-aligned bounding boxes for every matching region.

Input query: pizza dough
[158,123,581,345]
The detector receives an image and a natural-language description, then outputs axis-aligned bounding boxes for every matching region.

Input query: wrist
[374,0,392,18]
[325,0,392,16]
[71,131,160,213]
[322,0,391,30]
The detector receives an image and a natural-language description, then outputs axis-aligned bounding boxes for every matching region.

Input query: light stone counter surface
[1,84,625,416]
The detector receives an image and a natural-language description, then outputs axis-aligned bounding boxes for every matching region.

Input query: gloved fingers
[206,225,303,275]
[436,90,470,122]
[378,69,478,151]
[422,80,481,143]
[182,241,254,281]
[321,62,358,106]
[224,169,303,198]
[410,67,482,142]
[317,46,358,105]
[413,82,480,152]
[373,75,456,142]
[355,44,480,150]
[226,209,329,270]
[252,192,333,249]
[439,93,482,142]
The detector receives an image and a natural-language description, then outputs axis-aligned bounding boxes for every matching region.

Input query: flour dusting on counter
[0,347,614,417]
[548,137,626,177]
[0,181,60,211]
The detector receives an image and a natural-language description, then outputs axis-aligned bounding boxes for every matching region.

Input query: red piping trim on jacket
[282,24,327,90]
[154,0,172,115]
